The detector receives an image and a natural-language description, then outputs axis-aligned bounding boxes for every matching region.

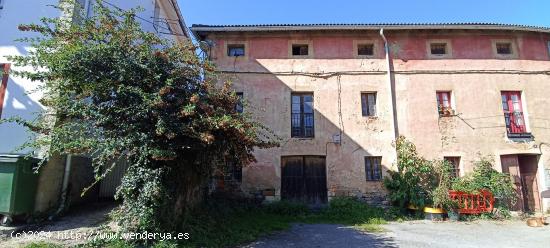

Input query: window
[365,156,382,181]
[501,91,527,134]
[427,40,452,58]
[436,91,453,116]
[224,161,242,183]
[430,43,447,55]
[444,157,461,178]
[496,42,512,55]
[227,44,245,57]
[0,64,10,118]
[235,92,244,113]
[292,44,309,56]
[357,44,374,56]
[361,92,376,116]
[492,40,517,58]
[291,93,314,138]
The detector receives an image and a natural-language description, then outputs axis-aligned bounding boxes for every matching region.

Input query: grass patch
[24,242,63,248]
[85,197,397,248]
[353,223,386,233]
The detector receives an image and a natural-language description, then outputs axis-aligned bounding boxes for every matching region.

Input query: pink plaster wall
[211,31,550,61]
[205,29,550,208]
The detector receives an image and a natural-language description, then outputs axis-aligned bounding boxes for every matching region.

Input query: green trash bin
[0,155,40,226]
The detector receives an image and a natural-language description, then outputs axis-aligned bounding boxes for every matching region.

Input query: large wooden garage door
[281,156,327,205]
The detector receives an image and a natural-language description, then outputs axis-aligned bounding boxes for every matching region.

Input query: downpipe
[49,154,72,220]
[379,28,399,140]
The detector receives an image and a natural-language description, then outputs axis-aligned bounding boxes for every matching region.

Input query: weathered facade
[192,24,550,211]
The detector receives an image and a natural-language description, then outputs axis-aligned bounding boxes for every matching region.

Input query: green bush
[384,136,438,210]
[452,155,517,215]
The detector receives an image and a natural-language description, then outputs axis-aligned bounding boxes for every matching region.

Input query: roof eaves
[190,23,550,37]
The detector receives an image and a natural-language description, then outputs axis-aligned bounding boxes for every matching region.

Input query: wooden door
[501,155,524,211]
[521,174,540,212]
[281,156,305,202]
[281,156,327,204]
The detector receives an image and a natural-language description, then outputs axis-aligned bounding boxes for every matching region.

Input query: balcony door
[501,91,526,134]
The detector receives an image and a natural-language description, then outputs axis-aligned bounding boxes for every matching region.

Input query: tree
[5,0,278,233]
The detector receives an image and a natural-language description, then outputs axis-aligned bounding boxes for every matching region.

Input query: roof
[191,23,550,38]
[168,0,190,38]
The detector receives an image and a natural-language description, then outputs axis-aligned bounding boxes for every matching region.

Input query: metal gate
[281,156,327,205]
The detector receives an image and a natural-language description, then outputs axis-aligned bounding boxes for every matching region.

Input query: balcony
[291,113,314,138]
[503,112,533,140]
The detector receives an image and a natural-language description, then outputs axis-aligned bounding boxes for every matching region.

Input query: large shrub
[5,0,278,235]
[383,136,438,210]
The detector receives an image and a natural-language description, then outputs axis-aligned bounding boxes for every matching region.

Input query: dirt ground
[0,202,115,248]
[247,220,550,248]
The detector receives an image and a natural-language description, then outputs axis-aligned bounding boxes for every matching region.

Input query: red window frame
[0,64,10,118]
[436,91,452,116]
[501,91,526,134]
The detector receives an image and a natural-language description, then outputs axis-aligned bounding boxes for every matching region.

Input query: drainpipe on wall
[49,154,72,220]
[379,29,399,140]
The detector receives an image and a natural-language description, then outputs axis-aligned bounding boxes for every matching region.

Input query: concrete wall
[204,30,550,209]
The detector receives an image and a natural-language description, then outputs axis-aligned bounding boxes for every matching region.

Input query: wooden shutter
[501,91,526,134]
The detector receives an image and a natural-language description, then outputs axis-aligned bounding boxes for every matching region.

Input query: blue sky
[178,0,550,27]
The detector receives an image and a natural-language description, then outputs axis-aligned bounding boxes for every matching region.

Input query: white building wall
[0,0,183,155]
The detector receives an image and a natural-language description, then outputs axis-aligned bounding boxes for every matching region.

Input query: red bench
[448,190,495,214]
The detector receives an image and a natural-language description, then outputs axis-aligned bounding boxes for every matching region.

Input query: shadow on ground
[244,223,396,248]
[0,201,116,247]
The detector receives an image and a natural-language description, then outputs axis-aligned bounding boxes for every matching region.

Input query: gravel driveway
[245,224,397,248]
[245,220,550,248]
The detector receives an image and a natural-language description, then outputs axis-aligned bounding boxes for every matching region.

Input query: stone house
[191,23,550,212]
